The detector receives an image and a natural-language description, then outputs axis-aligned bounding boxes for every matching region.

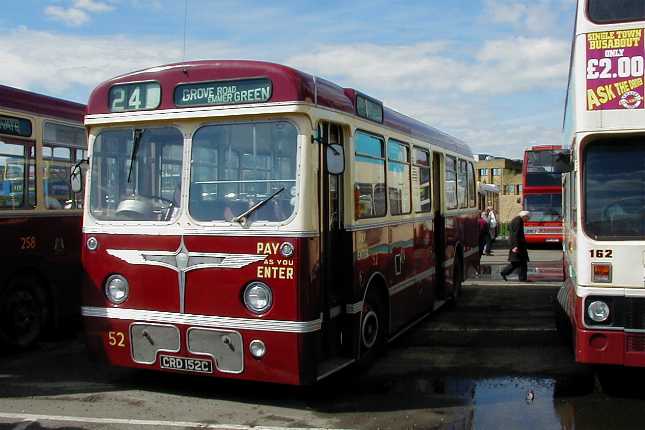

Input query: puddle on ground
[316,370,645,429]
[475,261,564,282]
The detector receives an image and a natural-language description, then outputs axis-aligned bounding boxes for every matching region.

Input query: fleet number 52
[108,331,126,347]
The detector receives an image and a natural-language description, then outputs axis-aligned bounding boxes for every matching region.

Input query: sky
[0,0,576,159]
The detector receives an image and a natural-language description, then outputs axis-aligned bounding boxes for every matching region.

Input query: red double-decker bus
[522,145,567,244]
[0,85,86,347]
[79,60,479,385]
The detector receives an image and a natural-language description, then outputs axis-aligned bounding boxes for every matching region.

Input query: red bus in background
[79,60,480,385]
[522,145,567,244]
[0,85,86,347]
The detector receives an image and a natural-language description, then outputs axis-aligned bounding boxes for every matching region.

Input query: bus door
[318,122,352,360]
[432,152,446,295]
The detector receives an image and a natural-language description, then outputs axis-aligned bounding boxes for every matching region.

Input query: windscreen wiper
[127,128,144,183]
[231,187,285,224]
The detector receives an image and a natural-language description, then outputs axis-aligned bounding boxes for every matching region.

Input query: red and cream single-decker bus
[0,85,86,347]
[79,60,480,384]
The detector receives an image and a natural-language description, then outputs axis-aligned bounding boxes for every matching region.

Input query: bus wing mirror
[326,144,345,175]
[70,160,86,193]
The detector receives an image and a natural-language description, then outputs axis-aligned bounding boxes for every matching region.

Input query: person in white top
[484,206,497,255]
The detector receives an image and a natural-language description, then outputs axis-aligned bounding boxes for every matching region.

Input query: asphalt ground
[1,247,644,429]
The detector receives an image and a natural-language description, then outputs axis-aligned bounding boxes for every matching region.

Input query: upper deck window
[189,121,297,223]
[588,0,645,23]
[526,150,568,187]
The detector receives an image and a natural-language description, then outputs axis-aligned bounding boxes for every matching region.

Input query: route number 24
[589,249,613,258]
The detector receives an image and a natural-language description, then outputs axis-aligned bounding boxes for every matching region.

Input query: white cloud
[75,0,114,13]
[288,38,569,97]
[484,0,560,34]
[44,0,114,27]
[0,28,237,95]
[44,6,90,27]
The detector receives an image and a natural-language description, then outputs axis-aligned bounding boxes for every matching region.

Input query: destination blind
[174,78,272,107]
[0,115,32,138]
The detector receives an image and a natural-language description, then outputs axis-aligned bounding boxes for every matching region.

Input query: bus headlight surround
[243,282,273,314]
[105,274,129,304]
[587,300,610,323]
[249,340,266,358]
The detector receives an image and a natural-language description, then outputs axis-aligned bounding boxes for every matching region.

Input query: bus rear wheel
[0,278,46,348]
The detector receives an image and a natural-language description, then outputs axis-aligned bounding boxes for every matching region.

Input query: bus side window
[354,131,386,219]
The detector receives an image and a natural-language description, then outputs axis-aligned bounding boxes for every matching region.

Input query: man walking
[501,210,530,281]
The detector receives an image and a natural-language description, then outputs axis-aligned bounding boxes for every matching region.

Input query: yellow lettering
[287,268,294,280]
[587,89,601,110]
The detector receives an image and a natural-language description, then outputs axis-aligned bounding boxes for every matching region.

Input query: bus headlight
[243,282,272,314]
[105,274,129,304]
[587,300,610,323]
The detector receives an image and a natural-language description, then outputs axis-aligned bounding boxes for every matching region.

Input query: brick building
[475,155,523,224]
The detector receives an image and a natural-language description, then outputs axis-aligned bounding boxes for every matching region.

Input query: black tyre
[360,290,386,362]
[0,277,47,348]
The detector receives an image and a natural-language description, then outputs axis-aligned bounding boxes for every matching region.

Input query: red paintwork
[572,295,645,367]
[0,85,85,122]
[83,233,309,384]
[87,60,472,158]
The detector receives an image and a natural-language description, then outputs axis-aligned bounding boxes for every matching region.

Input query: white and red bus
[0,85,86,347]
[78,60,480,384]
[558,0,645,367]
[522,145,567,245]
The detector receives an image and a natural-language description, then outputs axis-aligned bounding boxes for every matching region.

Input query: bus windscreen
[584,141,645,239]
[524,194,562,222]
[588,0,645,23]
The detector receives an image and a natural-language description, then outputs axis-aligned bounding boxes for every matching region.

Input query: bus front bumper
[576,328,645,367]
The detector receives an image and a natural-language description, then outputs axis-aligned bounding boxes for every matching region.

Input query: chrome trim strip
[346,215,434,232]
[345,301,364,315]
[82,306,322,333]
[443,258,454,268]
[84,226,319,237]
[106,237,267,313]
[464,248,478,258]
[389,267,436,296]
[316,359,356,381]
[329,305,342,319]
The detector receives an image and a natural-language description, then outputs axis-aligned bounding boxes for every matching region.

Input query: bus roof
[87,60,472,158]
[0,85,85,123]
[526,145,563,152]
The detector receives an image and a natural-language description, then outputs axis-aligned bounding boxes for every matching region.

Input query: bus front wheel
[360,290,386,363]
[0,277,47,348]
